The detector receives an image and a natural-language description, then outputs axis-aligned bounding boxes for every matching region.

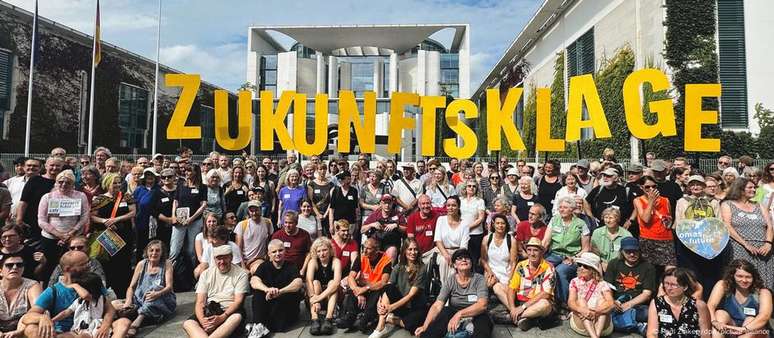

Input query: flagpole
[24,0,38,157]
[87,0,99,154]
[151,0,162,154]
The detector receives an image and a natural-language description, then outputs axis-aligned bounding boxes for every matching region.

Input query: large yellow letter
[684,84,721,152]
[166,74,201,139]
[535,88,565,152]
[419,96,445,156]
[623,69,677,139]
[486,88,526,151]
[338,91,375,153]
[387,92,419,154]
[443,99,478,159]
[214,90,252,150]
[566,74,611,141]
[259,90,294,151]
[293,94,329,156]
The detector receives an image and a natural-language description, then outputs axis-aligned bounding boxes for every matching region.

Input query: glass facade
[338,56,390,98]
[200,105,215,152]
[117,83,149,149]
[440,53,459,97]
[260,54,278,95]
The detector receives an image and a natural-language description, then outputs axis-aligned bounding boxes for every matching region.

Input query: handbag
[88,192,123,262]
[612,308,638,332]
[116,304,139,320]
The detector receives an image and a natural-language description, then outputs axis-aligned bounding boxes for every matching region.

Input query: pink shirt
[37,190,90,240]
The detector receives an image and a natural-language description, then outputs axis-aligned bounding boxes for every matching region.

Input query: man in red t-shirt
[271,210,311,270]
[406,195,440,264]
[514,204,548,259]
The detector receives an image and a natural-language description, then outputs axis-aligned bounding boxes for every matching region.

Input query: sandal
[126,325,139,337]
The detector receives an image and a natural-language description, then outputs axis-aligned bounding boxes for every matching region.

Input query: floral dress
[654,296,700,338]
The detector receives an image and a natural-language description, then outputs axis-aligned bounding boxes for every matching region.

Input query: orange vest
[360,253,392,284]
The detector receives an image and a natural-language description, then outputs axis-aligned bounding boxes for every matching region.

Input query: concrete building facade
[474,0,773,143]
[246,24,470,160]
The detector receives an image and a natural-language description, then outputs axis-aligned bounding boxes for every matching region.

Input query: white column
[327,56,338,98]
[339,63,352,91]
[316,51,325,94]
[277,51,298,155]
[389,52,398,97]
[373,58,383,97]
[458,25,471,98]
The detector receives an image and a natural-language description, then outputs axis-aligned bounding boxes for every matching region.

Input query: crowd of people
[0,146,772,338]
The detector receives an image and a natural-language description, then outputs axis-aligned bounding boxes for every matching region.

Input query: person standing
[17,157,63,245]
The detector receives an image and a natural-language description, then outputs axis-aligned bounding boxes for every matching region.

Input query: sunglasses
[489,176,500,180]
[162,175,175,179]
[3,262,23,269]
[642,185,657,189]
[70,245,85,251]
[455,256,471,262]
[718,161,730,165]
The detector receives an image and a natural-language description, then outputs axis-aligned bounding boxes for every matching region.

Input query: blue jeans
[545,252,576,306]
[169,218,203,267]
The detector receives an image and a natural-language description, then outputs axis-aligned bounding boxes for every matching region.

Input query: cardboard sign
[47,198,82,217]
[97,229,127,256]
[675,217,729,260]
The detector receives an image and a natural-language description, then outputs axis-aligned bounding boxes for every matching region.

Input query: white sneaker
[368,328,385,338]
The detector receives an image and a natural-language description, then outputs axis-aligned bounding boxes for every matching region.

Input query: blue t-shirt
[279,186,305,215]
[35,282,108,332]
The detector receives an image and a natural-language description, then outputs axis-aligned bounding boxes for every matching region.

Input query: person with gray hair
[277,169,305,220]
[17,157,63,244]
[543,196,591,310]
[514,203,548,258]
[250,238,304,333]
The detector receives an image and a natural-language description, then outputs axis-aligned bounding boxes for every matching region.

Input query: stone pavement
[136,292,640,338]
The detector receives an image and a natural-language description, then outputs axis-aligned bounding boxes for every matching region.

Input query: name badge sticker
[527,201,534,206]
[744,307,757,316]
[659,314,673,323]
[119,202,128,207]
[191,189,199,194]
[523,279,532,288]
[161,197,170,203]
[347,195,353,200]
[283,242,291,248]
[425,230,433,236]
[236,190,244,195]
[314,189,321,194]
[342,251,350,257]
[284,194,291,199]
[467,295,478,302]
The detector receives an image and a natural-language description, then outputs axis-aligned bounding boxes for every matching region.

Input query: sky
[7,0,543,92]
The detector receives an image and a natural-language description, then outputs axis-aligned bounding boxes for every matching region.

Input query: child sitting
[51,272,111,338]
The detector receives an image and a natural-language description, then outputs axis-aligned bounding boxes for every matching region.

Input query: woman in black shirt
[224,166,249,214]
[171,164,206,269]
[151,168,177,246]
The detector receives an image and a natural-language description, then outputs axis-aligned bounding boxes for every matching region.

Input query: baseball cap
[577,159,590,169]
[626,163,644,173]
[380,194,394,203]
[506,168,519,176]
[247,200,261,209]
[621,237,640,251]
[688,175,706,185]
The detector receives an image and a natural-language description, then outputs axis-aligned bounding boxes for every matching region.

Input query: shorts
[569,312,613,337]
[639,238,676,267]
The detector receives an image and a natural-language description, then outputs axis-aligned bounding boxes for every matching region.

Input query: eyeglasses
[663,281,682,289]
[642,185,657,189]
[455,256,470,262]
[70,245,85,251]
[623,250,639,255]
[3,262,23,269]
[466,185,476,188]
[489,177,500,180]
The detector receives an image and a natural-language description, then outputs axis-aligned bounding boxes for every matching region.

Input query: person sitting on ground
[568,252,614,338]
[367,238,428,338]
[590,207,633,269]
[111,240,176,337]
[543,196,591,309]
[332,219,358,275]
[480,213,518,314]
[306,237,342,336]
[235,200,273,274]
[0,223,46,280]
[361,194,406,260]
[250,239,305,333]
[414,248,492,338]
[647,267,712,338]
[182,245,249,338]
[506,237,556,331]
[514,203,548,259]
[0,254,42,336]
[707,259,772,338]
[20,250,114,338]
[604,237,655,335]
[338,237,392,334]
[48,235,107,287]
[195,224,242,279]
[50,272,111,338]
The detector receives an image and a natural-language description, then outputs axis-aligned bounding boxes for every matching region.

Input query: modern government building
[246,24,470,160]
[475,0,774,144]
